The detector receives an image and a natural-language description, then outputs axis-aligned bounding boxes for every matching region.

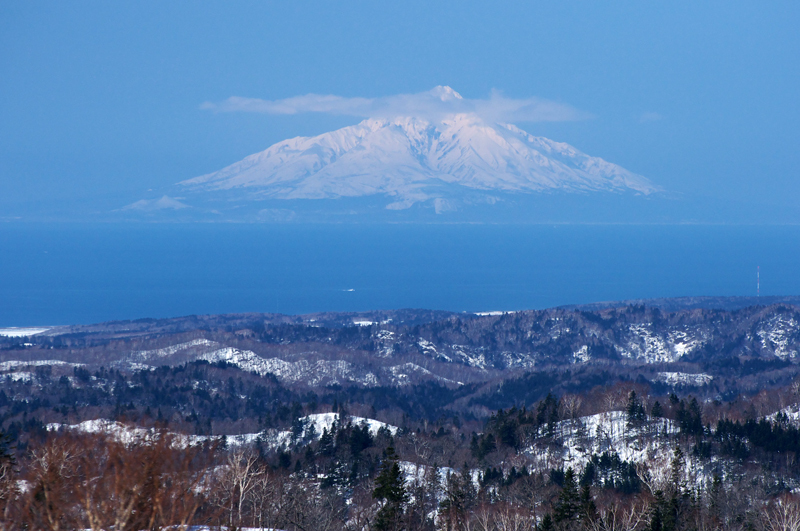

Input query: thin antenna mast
[757,266,760,297]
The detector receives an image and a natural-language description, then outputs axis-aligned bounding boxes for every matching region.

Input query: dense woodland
[3,379,800,530]
[4,303,800,529]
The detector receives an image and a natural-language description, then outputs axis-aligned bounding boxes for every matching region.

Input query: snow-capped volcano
[180,87,659,210]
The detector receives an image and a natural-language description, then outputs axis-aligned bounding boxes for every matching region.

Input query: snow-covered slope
[0,327,50,337]
[47,412,398,451]
[198,347,380,387]
[181,88,659,210]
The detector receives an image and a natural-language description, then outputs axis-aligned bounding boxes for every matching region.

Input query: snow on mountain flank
[198,347,379,387]
[757,314,800,360]
[618,324,701,363]
[46,419,262,448]
[573,345,591,363]
[49,413,400,454]
[181,87,659,209]
[529,411,707,491]
[769,404,800,425]
[293,413,398,438]
[129,338,219,362]
[655,372,713,387]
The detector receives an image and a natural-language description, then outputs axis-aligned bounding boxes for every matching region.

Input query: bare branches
[763,497,800,531]
[10,432,206,531]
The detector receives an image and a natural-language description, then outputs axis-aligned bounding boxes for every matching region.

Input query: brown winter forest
[4,382,800,530]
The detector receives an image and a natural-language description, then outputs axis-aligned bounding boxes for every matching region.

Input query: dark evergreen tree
[318,427,335,456]
[626,390,646,427]
[579,483,599,528]
[373,446,408,531]
[540,514,555,531]
[651,400,663,418]
[554,467,581,526]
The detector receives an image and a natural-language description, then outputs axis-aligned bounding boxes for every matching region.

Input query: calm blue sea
[1,223,798,326]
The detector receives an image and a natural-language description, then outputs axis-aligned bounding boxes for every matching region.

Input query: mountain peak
[179,104,660,211]
[429,85,463,101]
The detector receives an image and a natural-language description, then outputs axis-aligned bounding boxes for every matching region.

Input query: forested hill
[3,300,800,418]
[562,295,800,312]
[5,299,800,528]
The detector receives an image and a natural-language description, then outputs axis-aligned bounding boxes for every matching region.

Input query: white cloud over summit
[200,86,590,123]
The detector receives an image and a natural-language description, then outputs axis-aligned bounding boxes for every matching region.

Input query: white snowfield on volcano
[182,87,659,209]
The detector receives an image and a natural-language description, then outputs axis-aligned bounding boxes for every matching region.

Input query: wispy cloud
[200,86,590,123]
[639,111,664,123]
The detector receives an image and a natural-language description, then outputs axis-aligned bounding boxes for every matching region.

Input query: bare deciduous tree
[24,437,81,531]
[763,497,800,531]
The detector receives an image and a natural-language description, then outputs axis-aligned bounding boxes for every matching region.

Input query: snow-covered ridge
[200,347,458,388]
[294,412,397,438]
[521,411,713,492]
[181,93,659,209]
[544,411,678,467]
[47,413,398,451]
[198,347,380,387]
[111,336,464,387]
[253,413,399,451]
[130,338,219,362]
[46,419,261,448]
[0,327,50,337]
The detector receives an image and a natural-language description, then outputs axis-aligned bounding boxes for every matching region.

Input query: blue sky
[1,1,799,220]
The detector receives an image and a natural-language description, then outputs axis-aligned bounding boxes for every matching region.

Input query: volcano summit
[126,87,662,220]
[181,88,658,211]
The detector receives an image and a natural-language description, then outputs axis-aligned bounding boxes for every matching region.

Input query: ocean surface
[1,223,798,327]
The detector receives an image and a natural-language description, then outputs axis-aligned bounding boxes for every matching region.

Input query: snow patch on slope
[573,345,590,364]
[46,419,261,448]
[524,411,707,490]
[130,339,219,362]
[252,413,399,451]
[618,324,701,363]
[757,314,800,360]
[655,372,713,387]
[199,347,379,387]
